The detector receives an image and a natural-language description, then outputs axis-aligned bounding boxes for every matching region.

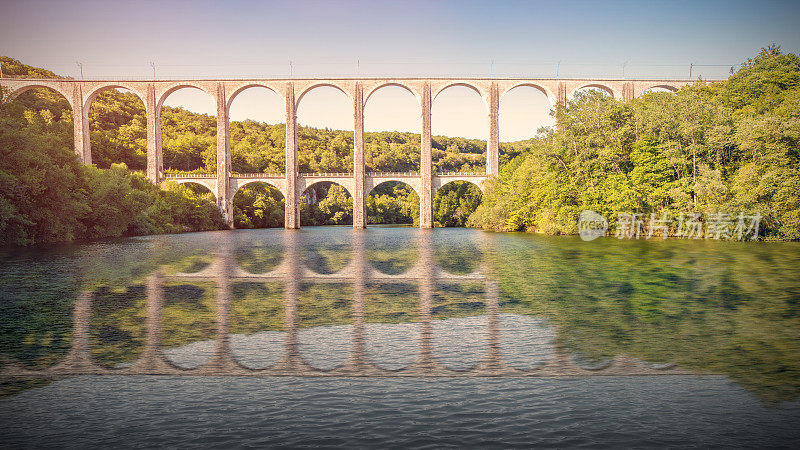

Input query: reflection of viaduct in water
[1,231,688,378]
[0,77,693,229]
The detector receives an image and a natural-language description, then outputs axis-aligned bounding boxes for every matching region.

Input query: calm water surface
[1,227,799,447]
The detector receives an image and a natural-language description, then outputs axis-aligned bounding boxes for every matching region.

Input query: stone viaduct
[0,77,692,228]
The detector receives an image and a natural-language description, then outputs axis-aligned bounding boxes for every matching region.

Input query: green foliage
[367,181,419,225]
[470,46,800,240]
[233,183,285,228]
[434,181,482,227]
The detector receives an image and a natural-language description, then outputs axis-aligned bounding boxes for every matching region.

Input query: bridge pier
[72,84,91,165]
[215,83,233,228]
[487,83,499,177]
[353,82,366,229]
[285,83,300,229]
[420,82,434,228]
[145,83,161,183]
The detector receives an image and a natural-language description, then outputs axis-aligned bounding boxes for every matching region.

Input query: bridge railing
[300,172,354,177]
[435,172,486,176]
[366,172,421,177]
[233,172,284,178]
[164,173,216,179]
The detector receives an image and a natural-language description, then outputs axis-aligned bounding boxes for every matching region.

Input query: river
[1,227,799,447]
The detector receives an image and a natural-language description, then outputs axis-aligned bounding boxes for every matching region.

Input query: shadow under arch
[85,86,147,170]
[300,181,353,227]
[232,181,285,229]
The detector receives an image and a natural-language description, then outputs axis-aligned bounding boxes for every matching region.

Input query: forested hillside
[470,45,800,240]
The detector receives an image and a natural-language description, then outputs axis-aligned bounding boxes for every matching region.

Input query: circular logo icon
[578,210,607,241]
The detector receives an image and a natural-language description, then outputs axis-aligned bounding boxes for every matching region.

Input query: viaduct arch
[0,76,694,230]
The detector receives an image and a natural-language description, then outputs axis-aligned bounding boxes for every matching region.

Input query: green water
[1,227,799,404]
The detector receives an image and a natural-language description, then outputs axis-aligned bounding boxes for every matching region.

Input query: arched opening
[296,85,353,173]
[367,181,420,226]
[160,87,216,174]
[500,85,554,160]
[433,180,482,227]
[229,281,285,370]
[168,181,216,202]
[569,85,614,101]
[87,87,146,170]
[364,84,420,173]
[89,284,147,369]
[641,86,678,96]
[6,86,74,159]
[228,86,285,174]
[300,181,353,226]
[432,85,486,173]
[232,182,285,229]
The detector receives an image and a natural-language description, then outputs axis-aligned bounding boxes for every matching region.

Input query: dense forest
[470,45,800,240]
[2,44,800,244]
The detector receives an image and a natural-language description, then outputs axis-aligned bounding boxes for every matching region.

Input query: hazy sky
[2,0,799,140]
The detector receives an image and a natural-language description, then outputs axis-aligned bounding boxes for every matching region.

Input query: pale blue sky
[3,0,798,140]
